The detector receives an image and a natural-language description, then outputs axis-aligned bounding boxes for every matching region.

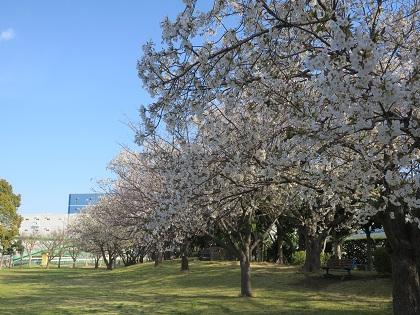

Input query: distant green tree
[0,179,22,252]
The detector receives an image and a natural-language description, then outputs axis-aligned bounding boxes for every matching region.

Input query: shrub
[373,247,392,274]
[290,251,332,266]
[342,238,387,265]
[266,230,299,264]
[291,250,306,265]
[290,251,331,266]
[342,239,367,264]
[321,252,332,266]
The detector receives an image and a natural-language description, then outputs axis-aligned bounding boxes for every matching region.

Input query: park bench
[198,249,211,261]
[322,257,356,276]
[199,247,225,261]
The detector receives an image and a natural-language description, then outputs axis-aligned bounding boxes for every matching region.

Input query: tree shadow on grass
[0,291,392,315]
[288,271,392,294]
[0,262,391,315]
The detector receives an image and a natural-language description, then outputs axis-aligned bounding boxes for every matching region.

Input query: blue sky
[0,1,185,215]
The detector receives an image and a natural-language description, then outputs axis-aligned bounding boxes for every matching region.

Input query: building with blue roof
[68,193,103,215]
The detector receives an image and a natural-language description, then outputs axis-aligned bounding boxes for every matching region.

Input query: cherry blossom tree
[68,199,122,270]
[141,105,297,296]
[137,1,419,313]
[20,232,39,268]
[39,230,65,268]
[107,150,168,266]
[67,242,81,269]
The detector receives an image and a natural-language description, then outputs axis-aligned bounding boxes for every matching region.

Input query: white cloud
[0,28,15,41]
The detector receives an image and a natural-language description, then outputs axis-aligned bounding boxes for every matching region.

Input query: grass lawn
[0,260,392,314]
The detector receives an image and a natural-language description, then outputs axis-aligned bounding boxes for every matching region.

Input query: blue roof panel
[68,193,103,214]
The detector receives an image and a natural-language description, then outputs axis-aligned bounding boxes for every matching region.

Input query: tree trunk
[180,241,190,271]
[139,255,144,263]
[321,238,328,255]
[106,262,113,270]
[298,226,306,251]
[332,242,342,259]
[239,250,252,297]
[58,255,62,268]
[100,248,113,270]
[120,253,127,266]
[365,230,374,271]
[263,243,267,262]
[390,251,420,315]
[276,240,284,264]
[275,222,284,264]
[382,208,420,315]
[254,243,262,262]
[28,253,32,267]
[303,234,322,272]
[107,253,115,270]
[181,255,189,271]
[94,257,99,269]
[154,251,163,267]
[72,258,76,268]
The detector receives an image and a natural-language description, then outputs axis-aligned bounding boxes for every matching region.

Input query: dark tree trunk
[101,248,114,270]
[154,251,163,267]
[215,218,254,297]
[125,254,137,266]
[106,261,113,270]
[275,224,284,264]
[181,241,190,271]
[240,249,252,297]
[382,209,420,315]
[298,226,306,251]
[94,257,99,269]
[365,229,374,271]
[72,258,76,269]
[390,251,420,315]
[181,255,189,271]
[276,240,284,264]
[104,255,114,270]
[139,255,144,263]
[58,255,62,269]
[254,243,261,262]
[120,252,136,267]
[303,234,322,272]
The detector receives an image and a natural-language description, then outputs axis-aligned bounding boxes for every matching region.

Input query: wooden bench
[322,257,355,276]
[198,249,211,261]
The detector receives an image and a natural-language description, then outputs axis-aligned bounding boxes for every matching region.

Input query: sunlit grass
[0,260,392,314]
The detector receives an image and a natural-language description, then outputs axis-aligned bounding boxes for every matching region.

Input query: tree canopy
[135,0,419,313]
[0,179,22,251]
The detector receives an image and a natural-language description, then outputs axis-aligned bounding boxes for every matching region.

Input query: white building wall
[20,214,68,236]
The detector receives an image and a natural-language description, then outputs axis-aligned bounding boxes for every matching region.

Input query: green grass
[0,260,392,314]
